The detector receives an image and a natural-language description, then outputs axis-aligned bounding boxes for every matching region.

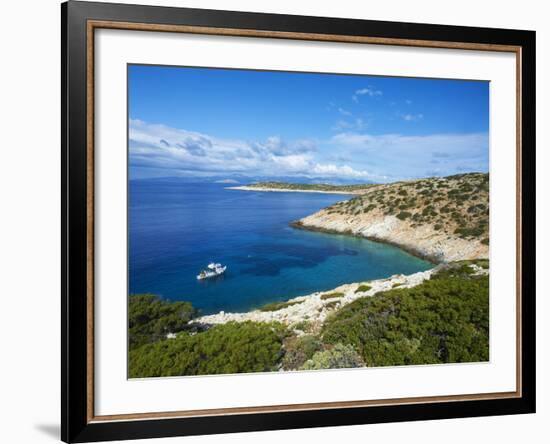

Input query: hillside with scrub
[294,173,489,262]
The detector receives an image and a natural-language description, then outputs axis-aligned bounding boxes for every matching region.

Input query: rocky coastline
[193,263,489,329]
[200,174,489,328]
[194,269,436,327]
[293,215,487,264]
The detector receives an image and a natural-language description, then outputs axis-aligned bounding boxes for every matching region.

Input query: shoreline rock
[294,212,488,263]
[193,269,436,327]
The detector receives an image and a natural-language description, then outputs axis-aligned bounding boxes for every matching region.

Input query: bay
[129,180,432,314]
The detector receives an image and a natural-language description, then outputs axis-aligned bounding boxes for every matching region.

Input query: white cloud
[215,179,240,184]
[338,107,352,116]
[352,86,383,102]
[332,120,353,131]
[402,113,424,121]
[329,131,488,179]
[129,119,376,181]
[332,118,366,132]
[311,163,375,179]
[129,120,488,183]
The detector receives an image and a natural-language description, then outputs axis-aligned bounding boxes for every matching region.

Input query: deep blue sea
[129,180,432,314]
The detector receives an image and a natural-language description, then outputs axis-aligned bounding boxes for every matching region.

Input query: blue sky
[129,64,489,182]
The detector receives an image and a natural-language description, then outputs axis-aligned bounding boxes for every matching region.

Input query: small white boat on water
[197,262,227,280]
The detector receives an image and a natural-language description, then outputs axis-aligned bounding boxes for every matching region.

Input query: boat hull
[197,266,226,280]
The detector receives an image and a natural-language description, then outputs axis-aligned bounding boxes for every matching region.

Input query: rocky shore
[193,262,489,328]
[293,215,487,263]
[193,269,435,327]
[193,262,489,329]
[295,174,489,263]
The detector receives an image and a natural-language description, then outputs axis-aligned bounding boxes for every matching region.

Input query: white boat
[197,263,227,280]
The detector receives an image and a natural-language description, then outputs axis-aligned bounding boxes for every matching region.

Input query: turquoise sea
[129,180,432,314]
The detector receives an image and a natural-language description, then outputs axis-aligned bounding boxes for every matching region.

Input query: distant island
[227,181,374,195]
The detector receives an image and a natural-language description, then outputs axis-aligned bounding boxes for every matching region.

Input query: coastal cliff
[295,173,489,263]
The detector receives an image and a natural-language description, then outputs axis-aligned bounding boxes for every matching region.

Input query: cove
[129,180,432,314]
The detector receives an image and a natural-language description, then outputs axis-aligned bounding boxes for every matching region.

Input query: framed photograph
[61,1,536,442]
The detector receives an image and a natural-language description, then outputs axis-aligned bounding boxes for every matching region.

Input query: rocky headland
[294,173,489,263]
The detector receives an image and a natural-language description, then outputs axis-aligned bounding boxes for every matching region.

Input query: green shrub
[432,262,476,280]
[282,335,324,370]
[291,320,312,332]
[322,273,489,367]
[396,211,412,220]
[320,292,344,300]
[324,300,340,310]
[355,285,372,293]
[129,322,287,378]
[300,343,365,370]
[454,226,485,238]
[129,294,197,350]
[470,259,489,269]
[481,237,489,246]
[259,300,302,312]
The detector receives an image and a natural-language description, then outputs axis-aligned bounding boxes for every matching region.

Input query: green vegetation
[322,267,488,367]
[355,285,372,293]
[454,226,484,238]
[322,173,489,243]
[431,261,480,280]
[320,292,344,300]
[300,344,364,370]
[129,321,287,378]
[129,294,197,350]
[282,335,324,370]
[323,300,340,310]
[259,299,302,312]
[472,259,489,269]
[291,320,313,332]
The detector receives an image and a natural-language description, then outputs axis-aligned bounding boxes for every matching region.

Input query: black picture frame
[61,1,536,442]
